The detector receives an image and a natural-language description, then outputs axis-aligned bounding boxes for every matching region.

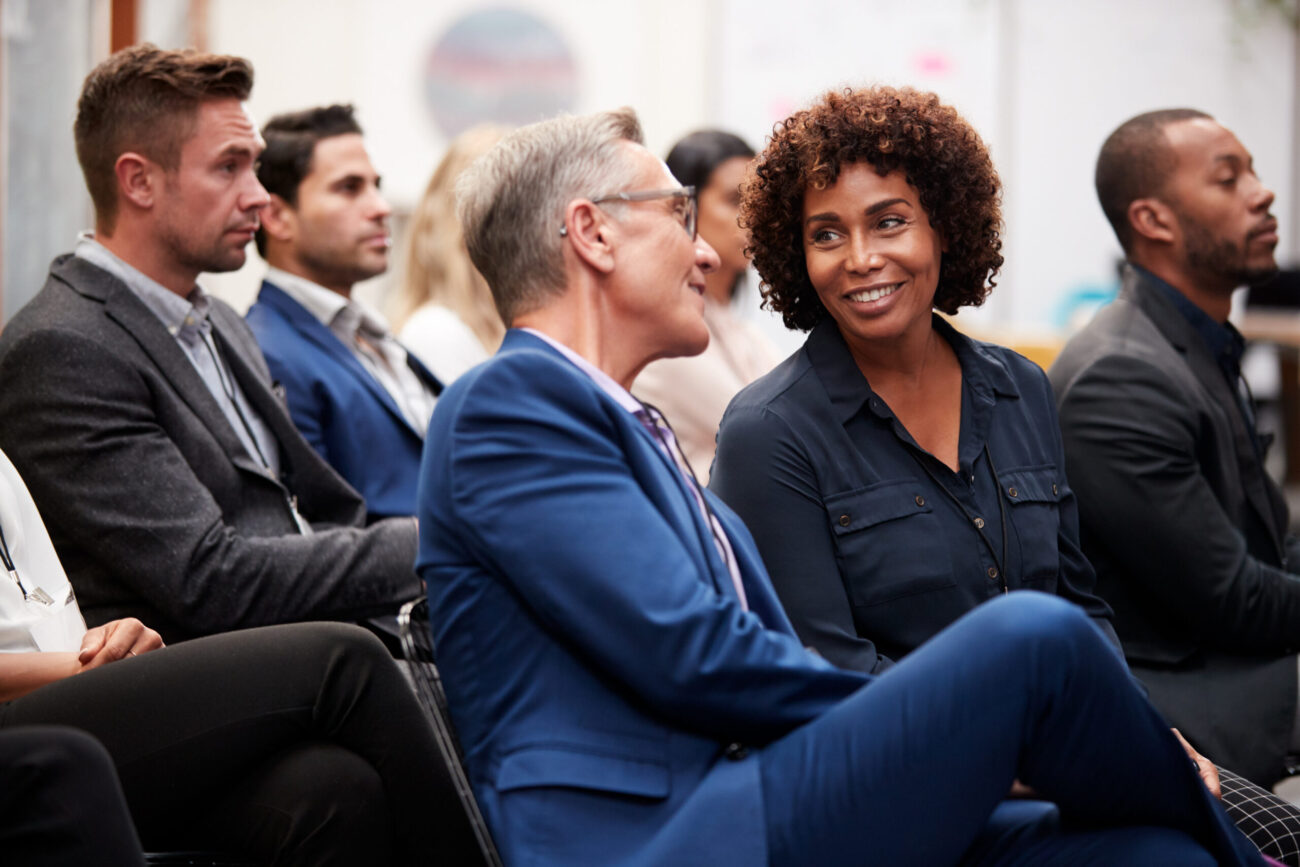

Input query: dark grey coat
[1050,264,1300,786]
[0,255,420,642]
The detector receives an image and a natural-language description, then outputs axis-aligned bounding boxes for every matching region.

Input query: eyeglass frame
[559,186,697,240]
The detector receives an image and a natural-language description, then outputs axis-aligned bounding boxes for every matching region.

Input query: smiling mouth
[847,283,901,303]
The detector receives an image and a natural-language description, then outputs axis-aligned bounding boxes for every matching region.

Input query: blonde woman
[393,125,508,384]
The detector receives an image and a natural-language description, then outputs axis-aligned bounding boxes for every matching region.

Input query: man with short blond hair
[0,45,421,643]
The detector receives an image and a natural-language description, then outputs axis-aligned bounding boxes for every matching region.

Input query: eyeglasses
[559,186,697,240]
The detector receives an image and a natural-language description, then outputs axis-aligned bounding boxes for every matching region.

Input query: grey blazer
[0,255,420,642]
[1050,264,1300,785]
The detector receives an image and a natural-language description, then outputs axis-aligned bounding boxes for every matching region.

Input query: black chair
[398,597,504,867]
[144,853,250,865]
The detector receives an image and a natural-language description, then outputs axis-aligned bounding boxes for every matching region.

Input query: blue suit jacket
[417,330,869,866]
[247,281,442,520]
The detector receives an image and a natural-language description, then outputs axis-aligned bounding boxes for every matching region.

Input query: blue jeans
[760,592,1261,866]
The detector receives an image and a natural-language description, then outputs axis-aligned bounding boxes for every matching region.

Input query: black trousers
[0,725,146,866]
[0,622,478,865]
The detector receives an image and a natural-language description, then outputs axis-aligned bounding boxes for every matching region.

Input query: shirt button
[838,514,851,527]
[1007,486,1018,498]
[724,742,749,760]
[914,495,925,507]
[987,566,999,579]
[973,517,985,529]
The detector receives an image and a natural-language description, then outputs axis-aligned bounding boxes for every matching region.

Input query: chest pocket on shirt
[825,480,957,608]
[999,465,1064,586]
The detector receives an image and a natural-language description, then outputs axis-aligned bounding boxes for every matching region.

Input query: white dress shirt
[265,267,436,437]
[0,449,87,653]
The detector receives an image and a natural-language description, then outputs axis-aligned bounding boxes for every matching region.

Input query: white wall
[4,0,1294,329]
[202,0,713,312]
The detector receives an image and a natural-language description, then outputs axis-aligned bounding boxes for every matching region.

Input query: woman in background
[710,84,1300,864]
[393,125,507,384]
[632,130,780,482]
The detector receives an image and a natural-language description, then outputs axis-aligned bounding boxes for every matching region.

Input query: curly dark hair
[741,86,1003,330]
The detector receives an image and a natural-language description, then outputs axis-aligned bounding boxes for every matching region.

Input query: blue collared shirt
[1136,264,1261,453]
[711,316,1116,673]
[74,234,281,476]
[1136,264,1248,388]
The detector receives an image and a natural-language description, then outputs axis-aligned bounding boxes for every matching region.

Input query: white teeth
[848,283,900,303]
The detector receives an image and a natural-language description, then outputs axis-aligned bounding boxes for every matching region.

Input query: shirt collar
[1134,263,1245,372]
[519,327,643,414]
[805,314,1019,424]
[74,232,211,340]
[264,266,393,340]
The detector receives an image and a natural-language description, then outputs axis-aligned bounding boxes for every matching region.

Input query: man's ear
[1127,197,1177,245]
[114,152,156,210]
[562,199,616,274]
[260,194,298,245]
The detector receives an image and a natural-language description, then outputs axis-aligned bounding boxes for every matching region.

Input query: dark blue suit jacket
[417,330,868,865]
[247,281,442,520]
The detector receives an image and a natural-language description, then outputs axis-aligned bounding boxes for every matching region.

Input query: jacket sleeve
[442,355,869,743]
[711,401,893,674]
[0,328,420,635]
[1056,351,1300,652]
[1027,369,1121,652]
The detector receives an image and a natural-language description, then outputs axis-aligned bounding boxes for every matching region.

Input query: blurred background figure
[393,125,508,384]
[633,130,781,481]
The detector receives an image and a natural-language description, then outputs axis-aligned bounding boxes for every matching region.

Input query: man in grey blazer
[1050,109,1288,786]
[0,45,420,643]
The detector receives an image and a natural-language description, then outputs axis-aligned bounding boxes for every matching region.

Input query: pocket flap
[999,467,1063,505]
[825,480,932,534]
[496,746,670,799]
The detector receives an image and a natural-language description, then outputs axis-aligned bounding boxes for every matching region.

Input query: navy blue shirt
[710,316,1117,673]
[1139,265,1262,454]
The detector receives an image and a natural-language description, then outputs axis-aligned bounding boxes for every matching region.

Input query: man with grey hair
[416,107,1263,866]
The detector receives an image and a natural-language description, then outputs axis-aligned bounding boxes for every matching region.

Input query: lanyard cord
[911,443,1010,592]
[0,521,30,598]
[199,332,273,471]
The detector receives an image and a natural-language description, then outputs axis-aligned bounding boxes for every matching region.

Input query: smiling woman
[708,84,1300,863]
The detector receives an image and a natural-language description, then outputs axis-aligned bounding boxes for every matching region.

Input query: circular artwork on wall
[423,7,579,139]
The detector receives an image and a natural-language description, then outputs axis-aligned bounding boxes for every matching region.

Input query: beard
[1180,214,1278,288]
[157,211,250,277]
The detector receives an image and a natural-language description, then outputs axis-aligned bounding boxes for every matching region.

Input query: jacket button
[725,742,749,760]
[1052,484,1058,495]
[973,517,985,529]
[987,566,999,579]
[838,514,850,527]
[1007,486,1018,498]
[914,495,925,507]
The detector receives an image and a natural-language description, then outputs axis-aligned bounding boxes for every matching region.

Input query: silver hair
[455,107,644,324]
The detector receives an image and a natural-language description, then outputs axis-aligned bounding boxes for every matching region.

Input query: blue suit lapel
[501,330,749,611]
[259,281,423,437]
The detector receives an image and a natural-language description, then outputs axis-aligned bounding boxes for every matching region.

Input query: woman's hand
[1172,728,1220,799]
[77,618,164,670]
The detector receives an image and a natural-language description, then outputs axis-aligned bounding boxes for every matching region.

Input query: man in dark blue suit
[247,105,441,520]
[416,107,1264,866]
